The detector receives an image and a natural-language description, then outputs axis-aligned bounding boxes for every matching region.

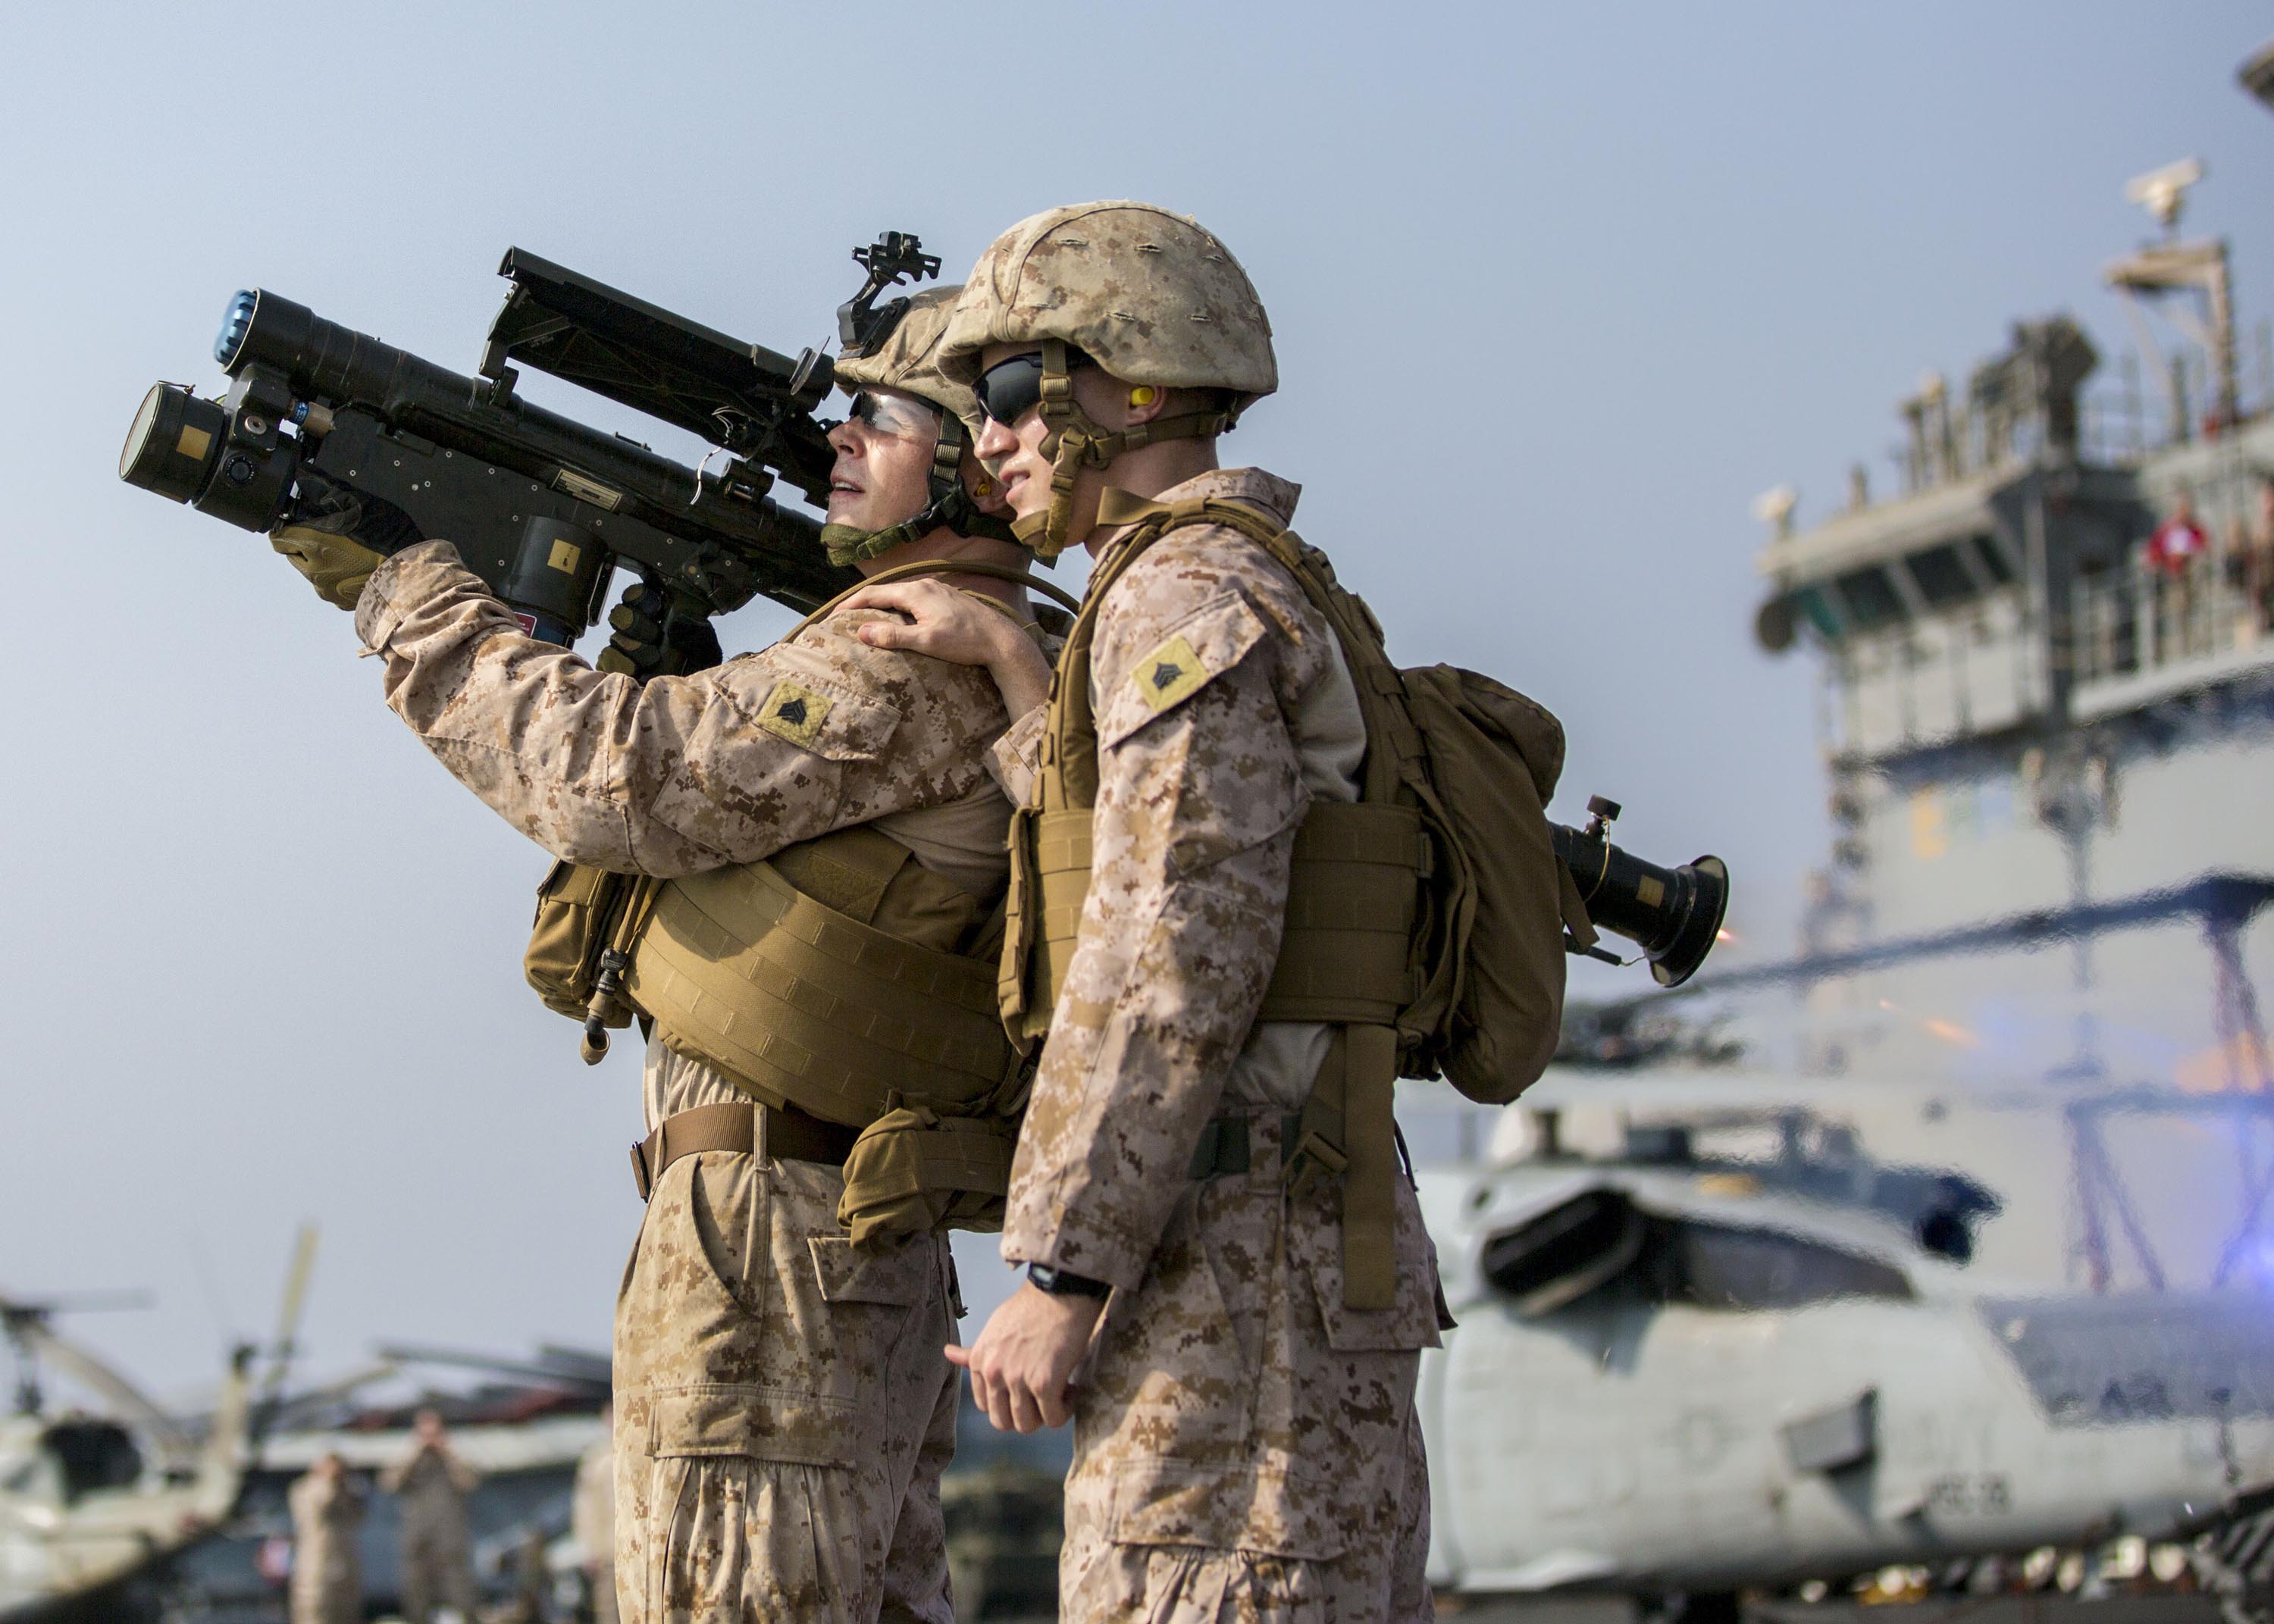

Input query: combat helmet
[939,202,1276,558]
[822,284,1016,567]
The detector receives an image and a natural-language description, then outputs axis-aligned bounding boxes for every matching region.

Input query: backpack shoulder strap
[1081,491,1425,809]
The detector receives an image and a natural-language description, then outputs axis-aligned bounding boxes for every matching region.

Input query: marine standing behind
[286,1452,365,1624]
[854,203,1443,1622]
[382,1410,481,1624]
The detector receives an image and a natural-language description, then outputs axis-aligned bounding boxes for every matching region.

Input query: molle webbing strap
[1100,496,1461,1039]
[766,824,909,925]
[1264,806,1424,1025]
[1273,1027,1400,1310]
[998,495,1195,1039]
[625,846,1015,1133]
[628,823,1035,1243]
[1330,1025,1400,1310]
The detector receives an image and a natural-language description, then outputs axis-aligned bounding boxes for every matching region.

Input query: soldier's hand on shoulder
[838,578,1055,715]
[268,469,424,611]
[597,583,724,678]
[839,579,1022,668]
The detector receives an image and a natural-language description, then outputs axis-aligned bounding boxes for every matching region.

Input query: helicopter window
[1480,1190,1648,1316]
[44,1420,143,1504]
[1646,1219,1913,1310]
[1906,543,1977,609]
[1831,565,1904,632]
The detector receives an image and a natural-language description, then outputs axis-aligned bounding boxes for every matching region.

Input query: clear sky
[2,3,2268,1395]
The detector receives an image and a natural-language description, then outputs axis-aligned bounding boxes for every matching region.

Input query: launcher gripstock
[1553,796,1730,988]
[120,249,861,643]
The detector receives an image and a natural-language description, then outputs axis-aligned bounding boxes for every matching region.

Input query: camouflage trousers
[1056,1116,1438,1623]
[1057,1410,1431,1622]
[612,1125,960,1623]
[287,1572,360,1624]
[399,1529,477,1624]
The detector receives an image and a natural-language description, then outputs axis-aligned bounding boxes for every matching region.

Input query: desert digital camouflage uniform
[352,541,1022,1622]
[381,1441,480,1622]
[991,467,1440,1623]
[572,1425,619,1624]
[285,1465,364,1624]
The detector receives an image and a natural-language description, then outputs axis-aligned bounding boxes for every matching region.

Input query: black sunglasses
[844,390,940,440]
[971,349,1089,426]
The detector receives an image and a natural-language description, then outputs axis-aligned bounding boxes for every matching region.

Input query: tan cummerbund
[625,856,1015,1131]
[1024,798,1424,1037]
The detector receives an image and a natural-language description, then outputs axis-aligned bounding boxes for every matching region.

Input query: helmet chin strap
[1020,338,1233,561]
[822,413,1019,567]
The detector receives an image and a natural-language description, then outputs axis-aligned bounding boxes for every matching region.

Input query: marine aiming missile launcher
[117,236,1722,990]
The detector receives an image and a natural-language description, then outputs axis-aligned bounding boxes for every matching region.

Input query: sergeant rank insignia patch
[1134,634,1209,713]
[758,679,835,747]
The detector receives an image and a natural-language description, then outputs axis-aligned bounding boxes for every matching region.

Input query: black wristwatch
[1026,1263,1112,1299]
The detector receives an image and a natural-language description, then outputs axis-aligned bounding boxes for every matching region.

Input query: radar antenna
[2123,157,2205,239]
[2106,158,2237,432]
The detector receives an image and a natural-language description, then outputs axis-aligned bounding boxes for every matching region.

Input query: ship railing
[2070,553,2274,688]
[2078,326,2274,467]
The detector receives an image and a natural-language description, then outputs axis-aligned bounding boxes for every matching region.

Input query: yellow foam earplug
[1129,386,1157,406]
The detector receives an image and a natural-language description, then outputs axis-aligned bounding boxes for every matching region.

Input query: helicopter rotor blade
[0,1290,197,1469]
[2,1289,154,1317]
[249,1224,320,1458]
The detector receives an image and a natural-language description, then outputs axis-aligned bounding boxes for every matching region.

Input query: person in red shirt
[2149,494,2210,573]
[2147,493,2210,655]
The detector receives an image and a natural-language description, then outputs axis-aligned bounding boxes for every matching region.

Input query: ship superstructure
[1737,164,2274,1064]
[1730,126,2274,1288]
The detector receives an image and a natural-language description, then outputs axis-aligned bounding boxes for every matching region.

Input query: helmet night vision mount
[837,230,943,358]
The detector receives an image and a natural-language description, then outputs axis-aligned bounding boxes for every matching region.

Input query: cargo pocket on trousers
[1278,1200,1432,1560]
[650,1381,857,1469]
[805,1231,935,1454]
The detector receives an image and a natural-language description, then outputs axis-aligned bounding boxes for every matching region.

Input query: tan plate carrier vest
[999,493,1446,1310]
[525,560,1077,1244]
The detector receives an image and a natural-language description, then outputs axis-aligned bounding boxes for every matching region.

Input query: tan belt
[629,1101,861,1201]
